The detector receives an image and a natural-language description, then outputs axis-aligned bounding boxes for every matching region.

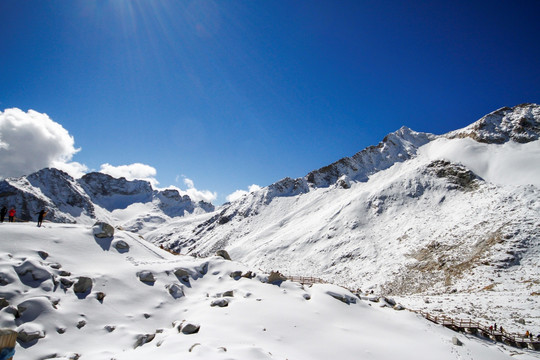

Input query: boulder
[327,291,357,305]
[73,277,93,294]
[181,323,200,335]
[14,259,51,282]
[382,297,396,307]
[61,278,74,288]
[174,268,190,282]
[0,297,9,310]
[267,271,287,285]
[138,271,155,283]
[134,333,155,348]
[222,290,234,297]
[211,299,229,307]
[17,327,45,343]
[104,325,116,333]
[93,222,115,238]
[166,284,185,299]
[452,336,463,346]
[0,272,13,286]
[113,240,129,251]
[229,271,242,279]
[216,250,231,260]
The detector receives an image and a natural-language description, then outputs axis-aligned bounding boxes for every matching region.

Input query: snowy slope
[146,104,540,334]
[0,223,538,360]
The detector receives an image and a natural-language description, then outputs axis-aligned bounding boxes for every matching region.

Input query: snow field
[1,223,537,359]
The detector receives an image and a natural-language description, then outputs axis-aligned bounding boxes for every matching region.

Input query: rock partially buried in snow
[134,333,155,348]
[93,222,115,238]
[138,271,155,283]
[211,299,229,307]
[166,283,185,299]
[452,336,463,346]
[216,250,231,260]
[73,277,93,294]
[14,259,51,282]
[174,268,190,283]
[17,325,46,343]
[113,240,129,251]
[327,291,357,305]
[180,323,200,335]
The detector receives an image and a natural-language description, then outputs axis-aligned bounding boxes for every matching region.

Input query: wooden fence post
[0,329,16,360]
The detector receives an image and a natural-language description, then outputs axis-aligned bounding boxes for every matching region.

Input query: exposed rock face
[306,126,435,188]
[447,103,540,144]
[426,160,481,190]
[0,169,215,226]
[0,168,95,223]
[79,172,154,211]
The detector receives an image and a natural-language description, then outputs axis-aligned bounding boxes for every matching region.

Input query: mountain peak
[447,103,540,144]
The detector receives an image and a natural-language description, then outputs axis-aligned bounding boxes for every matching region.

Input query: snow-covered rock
[93,221,115,238]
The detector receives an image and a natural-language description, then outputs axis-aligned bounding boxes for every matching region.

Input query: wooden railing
[413,310,540,350]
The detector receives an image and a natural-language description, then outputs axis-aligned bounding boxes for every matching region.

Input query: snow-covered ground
[1,222,538,359]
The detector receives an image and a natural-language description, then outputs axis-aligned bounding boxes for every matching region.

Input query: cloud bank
[100,163,159,186]
[0,108,87,178]
[226,184,262,202]
[179,176,217,203]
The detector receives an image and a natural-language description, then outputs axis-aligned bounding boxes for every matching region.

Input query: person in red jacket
[8,207,15,222]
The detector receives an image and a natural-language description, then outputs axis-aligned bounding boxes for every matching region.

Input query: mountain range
[1,103,539,333]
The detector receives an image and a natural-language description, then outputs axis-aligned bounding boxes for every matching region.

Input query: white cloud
[167,175,217,203]
[0,108,86,178]
[99,163,159,186]
[181,176,217,203]
[226,184,262,202]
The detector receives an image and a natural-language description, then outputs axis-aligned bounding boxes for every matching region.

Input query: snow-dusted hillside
[0,169,214,231]
[0,223,538,359]
[146,104,540,334]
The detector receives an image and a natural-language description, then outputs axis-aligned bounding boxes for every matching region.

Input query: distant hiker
[500,326,504,334]
[8,208,15,222]
[489,325,493,333]
[494,323,497,332]
[36,209,47,227]
[525,330,530,338]
[0,206,6,222]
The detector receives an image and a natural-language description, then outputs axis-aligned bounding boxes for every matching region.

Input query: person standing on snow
[0,206,6,222]
[37,209,47,227]
[8,207,15,222]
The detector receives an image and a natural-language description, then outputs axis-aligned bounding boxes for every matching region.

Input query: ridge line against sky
[1,0,539,204]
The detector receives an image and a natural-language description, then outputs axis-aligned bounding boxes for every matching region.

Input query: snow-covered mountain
[0,169,214,230]
[145,103,540,332]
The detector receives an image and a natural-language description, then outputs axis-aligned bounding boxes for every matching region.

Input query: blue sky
[1,0,539,204]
